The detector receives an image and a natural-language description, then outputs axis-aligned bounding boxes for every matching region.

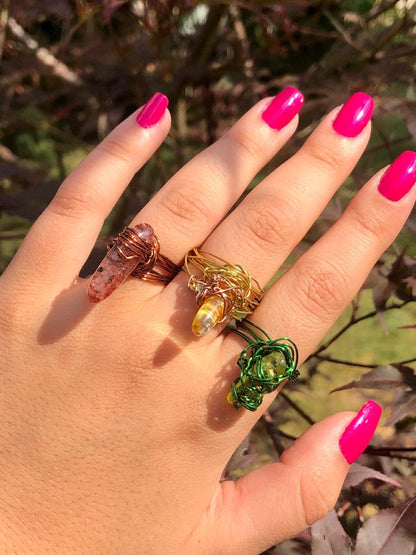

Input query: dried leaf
[331,365,416,394]
[311,509,352,555]
[343,463,401,488]
[356,500,416,555]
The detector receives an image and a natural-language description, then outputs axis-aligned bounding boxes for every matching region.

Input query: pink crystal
[87,224,155,303]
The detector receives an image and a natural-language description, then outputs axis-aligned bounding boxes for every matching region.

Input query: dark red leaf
[356,500,416,555]
[311,509,352,555]
[343,463,401,489]
[331,365,416,394]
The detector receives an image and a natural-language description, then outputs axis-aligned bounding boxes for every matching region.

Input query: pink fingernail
[262,87,304,130]
[136,93,169,128]
[339,400,382,464]
[332,92,374,137]
[378,151,416,201]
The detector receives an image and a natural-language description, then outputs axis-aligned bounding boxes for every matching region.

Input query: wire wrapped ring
[88,223,180,303]
[228,320,299,411]
[184,248,264,336]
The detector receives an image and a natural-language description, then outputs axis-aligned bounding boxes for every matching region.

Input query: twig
[322,9,363,53]
[311,301,411,357]
[0,0,9,58]
[261,411,285,455]
[372,119,396,161]
[366,446,416,454]
[279,392,315,425]
[7,17,83,86]
[366,0,401,22]
[313,355,416,369]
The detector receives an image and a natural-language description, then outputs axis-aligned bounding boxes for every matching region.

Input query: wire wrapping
[113,224,180,284]
[184,248,264,323]
[228,320,300,411]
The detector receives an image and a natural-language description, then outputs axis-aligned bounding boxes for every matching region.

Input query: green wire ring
[227,320,300,411]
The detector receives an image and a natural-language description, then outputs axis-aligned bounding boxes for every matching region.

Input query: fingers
[195,403,381,554]
[201,92,374,284]
[5,93,171,293]
[250,150,416,359]
[133,88,304,262]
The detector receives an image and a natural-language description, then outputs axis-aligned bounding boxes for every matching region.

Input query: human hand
[0,90,414,553]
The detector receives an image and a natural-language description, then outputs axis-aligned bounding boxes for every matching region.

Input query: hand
[0,90,414,553]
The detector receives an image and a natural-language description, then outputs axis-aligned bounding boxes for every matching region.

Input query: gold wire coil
[184,248,264,335]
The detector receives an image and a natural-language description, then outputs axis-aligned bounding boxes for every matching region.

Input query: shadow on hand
[152,275,198,367]
[205,348,246,432]
[38,279,93,344]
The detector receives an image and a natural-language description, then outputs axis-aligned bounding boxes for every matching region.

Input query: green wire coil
[228,320,300,411]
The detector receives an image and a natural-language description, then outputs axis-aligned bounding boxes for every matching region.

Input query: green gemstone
[261,351,287,378]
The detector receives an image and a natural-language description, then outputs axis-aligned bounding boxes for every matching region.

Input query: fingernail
[332,92,374,137]
[378,151,416,201]
[136,92,169,128]
[339,400,382,464]
[262,87,304,130]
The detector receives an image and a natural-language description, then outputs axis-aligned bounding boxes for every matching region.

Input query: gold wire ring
[88,223,180,303]
[184,248,264,336]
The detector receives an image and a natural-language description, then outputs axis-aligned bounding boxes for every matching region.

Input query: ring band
[227,320,299,411]
[184,248,264,336]
[88,223,180,303]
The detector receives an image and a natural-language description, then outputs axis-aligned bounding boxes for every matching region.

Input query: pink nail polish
[262,87,304,130]
[339,400,382,464]
[332,92,374,137]
[378,151,416,201]
[136,93,169,128]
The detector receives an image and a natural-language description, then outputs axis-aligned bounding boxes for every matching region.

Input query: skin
[0,97,414,553]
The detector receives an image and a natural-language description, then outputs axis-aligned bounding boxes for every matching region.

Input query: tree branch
[311,301,411,357]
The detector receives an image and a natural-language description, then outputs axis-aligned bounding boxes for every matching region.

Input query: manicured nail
[136,93,169,128]
[378,151,416,201]
[262,87,304,130]
[332,92,374,137]
[339,400,382,464]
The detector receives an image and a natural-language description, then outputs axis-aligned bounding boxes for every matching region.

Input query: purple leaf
[343,463,401,489]
[311,509,352,555]
[331,365,416,394]
[356,499,416,555]
[385,397,416,426]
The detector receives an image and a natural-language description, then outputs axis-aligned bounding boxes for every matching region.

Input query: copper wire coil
[113,225,180,284]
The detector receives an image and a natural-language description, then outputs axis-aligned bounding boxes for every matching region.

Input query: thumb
[204,400,381,554]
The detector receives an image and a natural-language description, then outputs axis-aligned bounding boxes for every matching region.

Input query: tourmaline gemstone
[192,295,225,336]
[87,224,155,303]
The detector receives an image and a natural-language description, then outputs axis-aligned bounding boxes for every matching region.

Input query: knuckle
[300,469,336,526]
[241,197,297,254]
[225,129,264,162]
[47,182,97,220]
[349,202,385,243]
[302,141,342,175]
[97,135,135,165]
[158,182,214,232]
[295,259,347,320]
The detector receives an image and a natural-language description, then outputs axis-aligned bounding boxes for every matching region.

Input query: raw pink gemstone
[87,247,138,303]
[87,224,156,303]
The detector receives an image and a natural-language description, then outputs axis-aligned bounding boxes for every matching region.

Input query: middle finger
[200,92,374,284]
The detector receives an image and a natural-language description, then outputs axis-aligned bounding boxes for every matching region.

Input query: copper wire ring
[87,223,180,303]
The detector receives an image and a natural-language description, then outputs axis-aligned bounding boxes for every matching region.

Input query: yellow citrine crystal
[192,295,225,336]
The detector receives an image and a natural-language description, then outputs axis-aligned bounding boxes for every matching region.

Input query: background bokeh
[1,1,415,552]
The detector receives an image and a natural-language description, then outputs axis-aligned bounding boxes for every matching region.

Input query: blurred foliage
[0,0,415,552]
